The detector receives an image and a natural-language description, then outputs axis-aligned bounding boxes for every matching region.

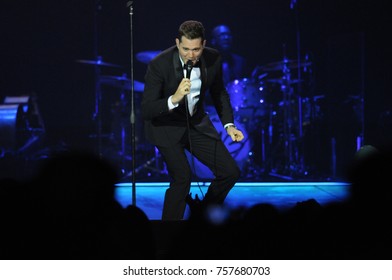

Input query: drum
[186,107,252,179]
[226,78,267,120]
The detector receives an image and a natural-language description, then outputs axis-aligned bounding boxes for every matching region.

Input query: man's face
[176,36,205,65]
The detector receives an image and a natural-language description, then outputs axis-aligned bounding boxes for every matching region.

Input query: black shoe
[185,193,201,207]
[185,193,204,216]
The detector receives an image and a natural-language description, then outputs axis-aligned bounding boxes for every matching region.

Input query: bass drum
[186,106,252,179]
[226,78,267,120]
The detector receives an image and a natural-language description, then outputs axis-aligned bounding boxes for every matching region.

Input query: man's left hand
[226,126,244,142]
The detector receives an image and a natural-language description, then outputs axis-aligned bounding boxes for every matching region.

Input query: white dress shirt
[168,59,201,116]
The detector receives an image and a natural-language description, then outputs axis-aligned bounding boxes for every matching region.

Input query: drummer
[210,24,252,86]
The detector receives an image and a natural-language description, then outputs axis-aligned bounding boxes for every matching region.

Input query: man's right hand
[172,78,191,105]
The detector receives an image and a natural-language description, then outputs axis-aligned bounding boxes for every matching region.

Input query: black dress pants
[157,126,241,220]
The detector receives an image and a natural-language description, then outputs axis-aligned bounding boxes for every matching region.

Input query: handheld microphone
[184,60,194,113]
[185,60,193,79]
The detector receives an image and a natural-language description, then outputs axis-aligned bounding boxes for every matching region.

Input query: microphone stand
[93,0,103,159]
[127,1,136,206]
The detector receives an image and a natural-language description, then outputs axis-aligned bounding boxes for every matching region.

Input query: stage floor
[114,181,350,220]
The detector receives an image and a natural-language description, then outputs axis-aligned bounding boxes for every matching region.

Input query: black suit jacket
[141,46,234,147]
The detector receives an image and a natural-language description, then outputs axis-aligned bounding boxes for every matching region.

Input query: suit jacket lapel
[172,50,184,84]
[199,56,208,89]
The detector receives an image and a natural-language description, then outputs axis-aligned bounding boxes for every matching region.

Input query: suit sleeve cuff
[224,123,236,130]
[168,96,179,110]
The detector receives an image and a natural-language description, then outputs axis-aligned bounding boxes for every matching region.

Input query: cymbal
[260,59,311,72]
[76,58,122,68]
[100,75,144,92]
[266,78,302,85]
[136,50,161,64]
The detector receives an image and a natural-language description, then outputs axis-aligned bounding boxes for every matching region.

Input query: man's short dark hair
[178,20,205,42]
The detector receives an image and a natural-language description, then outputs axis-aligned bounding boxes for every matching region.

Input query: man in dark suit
[141,20,244,220]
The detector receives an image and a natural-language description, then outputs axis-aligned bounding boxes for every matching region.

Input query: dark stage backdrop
[1,0,389,180]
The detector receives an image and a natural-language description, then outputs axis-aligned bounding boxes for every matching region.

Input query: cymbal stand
[118,87,128,171]
[259,102,275,177]
[291,0,317,178]
[123,147,168,178]
[292,0,306,176]
[280,62,300,177]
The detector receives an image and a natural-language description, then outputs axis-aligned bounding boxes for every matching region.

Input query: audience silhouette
[2,145,392,260]
[1,150,156,259]
[174,145,392,260]
[0,178,30,259]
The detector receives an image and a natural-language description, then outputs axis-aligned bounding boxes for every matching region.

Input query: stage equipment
[0,95,45,156]
[226,78,267,125]
[99,75,144,92]
[76,57,123,68]
[256,55,312,179]
[136,50,161,64]
[126,1,137,205]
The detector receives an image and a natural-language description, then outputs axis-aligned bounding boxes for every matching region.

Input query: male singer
[141,20,244,220]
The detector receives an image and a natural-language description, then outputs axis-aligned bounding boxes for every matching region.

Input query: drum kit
[192,56,312,179]
[76,52,314,180]
[76,56,146,173]
[223,57,314,179]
